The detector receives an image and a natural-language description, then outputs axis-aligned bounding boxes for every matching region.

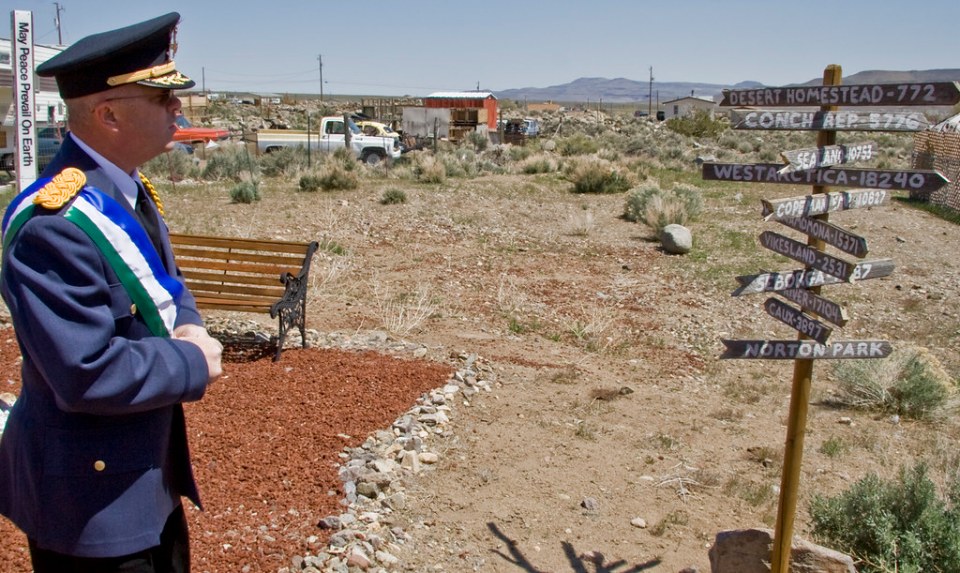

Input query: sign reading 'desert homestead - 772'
[706,66,958,573]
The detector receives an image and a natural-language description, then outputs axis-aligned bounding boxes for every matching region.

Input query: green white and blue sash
[2,181,182,337]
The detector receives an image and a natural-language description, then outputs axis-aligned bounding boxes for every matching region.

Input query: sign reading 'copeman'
[732,258,895,296]
[720,82,960,107]
[721,339,892,360]
[764,298,833,345]
[761,188,890,220]
[701,163,948,192]
[730,110,931,132]
[780,142,875,174]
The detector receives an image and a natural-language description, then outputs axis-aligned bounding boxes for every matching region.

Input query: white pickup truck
[245,116,401,165]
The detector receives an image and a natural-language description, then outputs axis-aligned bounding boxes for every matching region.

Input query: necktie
[136,184,164,255]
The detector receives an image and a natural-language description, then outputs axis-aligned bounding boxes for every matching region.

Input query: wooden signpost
[779,141,875,174]
[710,65,955,573]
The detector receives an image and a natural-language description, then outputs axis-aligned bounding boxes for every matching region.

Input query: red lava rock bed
[0,328,453,573]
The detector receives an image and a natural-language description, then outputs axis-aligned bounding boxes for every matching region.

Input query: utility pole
[648,66,654,118]
[318,54,324,103]
[53,2,64,44]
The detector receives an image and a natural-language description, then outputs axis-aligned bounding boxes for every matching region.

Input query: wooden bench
[169,233,319,360]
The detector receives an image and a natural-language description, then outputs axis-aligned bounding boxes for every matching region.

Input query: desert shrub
[203,144,258,182]
[520,153,560,174]
[411,152,446,184]
[380,188,407,205]
[258,146,307,177]
[810,462,960,573]
[558,134,599,156]
[229,179,260,203]
[143,147,200,182]
[569,159,631,194]
[623,182,662,222]
[665,109,727,139]
[298,173,322,192]
[831,346,954,420]
[623,182,703,228]
[508,145,533,162]
[643,195,689,234]
[316,163,359,191]
[466,131,489,152]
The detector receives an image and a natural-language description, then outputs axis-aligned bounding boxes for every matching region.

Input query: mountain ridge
[494,69,960,104]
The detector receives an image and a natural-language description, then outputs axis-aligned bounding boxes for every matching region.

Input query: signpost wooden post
[709,64,941,572]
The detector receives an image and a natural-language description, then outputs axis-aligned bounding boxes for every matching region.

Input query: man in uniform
[0,12,222,573]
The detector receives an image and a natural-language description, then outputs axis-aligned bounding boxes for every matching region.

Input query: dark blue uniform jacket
[0,137,210,558]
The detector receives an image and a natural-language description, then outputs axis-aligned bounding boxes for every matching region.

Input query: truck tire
[362,150,386,166]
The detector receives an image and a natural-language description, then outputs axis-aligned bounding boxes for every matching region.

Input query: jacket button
[94,460,106,472]
[130,303,137,315]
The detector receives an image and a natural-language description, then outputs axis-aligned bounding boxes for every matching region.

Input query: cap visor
[138,70,195,90]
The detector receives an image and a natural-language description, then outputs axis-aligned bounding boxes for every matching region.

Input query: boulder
[708,528,857,573]
[660,224,692,254]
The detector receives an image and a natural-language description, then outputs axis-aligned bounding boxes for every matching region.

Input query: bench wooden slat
[171,245,308,266]
[180,269,288,288]
[175,259,301,277]
[187,282,285,299]
[169,233,313,255]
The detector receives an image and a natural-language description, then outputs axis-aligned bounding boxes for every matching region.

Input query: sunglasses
[104,90,176,106]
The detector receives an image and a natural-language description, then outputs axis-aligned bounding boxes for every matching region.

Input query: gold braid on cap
[138,172,165,217]
[106,61,177,87]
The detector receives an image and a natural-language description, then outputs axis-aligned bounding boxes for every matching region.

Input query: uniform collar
[68,132,139,209]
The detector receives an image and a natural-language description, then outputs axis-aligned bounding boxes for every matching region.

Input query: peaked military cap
[36,12,195,98]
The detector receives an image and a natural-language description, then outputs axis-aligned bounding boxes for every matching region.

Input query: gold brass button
[130,303,137,315]
[94,460,106,472]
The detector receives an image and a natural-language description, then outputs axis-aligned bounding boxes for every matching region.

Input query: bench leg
[273,295,307,361]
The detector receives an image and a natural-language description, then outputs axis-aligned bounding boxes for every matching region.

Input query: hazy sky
[6,0,959,96]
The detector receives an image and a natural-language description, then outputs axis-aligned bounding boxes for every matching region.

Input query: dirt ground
[1,166,959,572]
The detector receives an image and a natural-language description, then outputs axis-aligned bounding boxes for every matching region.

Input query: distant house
[424,91,498,131]
[527,101,562,113]
[661,95,717,120]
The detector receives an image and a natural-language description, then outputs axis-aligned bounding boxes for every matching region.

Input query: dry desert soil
[1,157,959,573]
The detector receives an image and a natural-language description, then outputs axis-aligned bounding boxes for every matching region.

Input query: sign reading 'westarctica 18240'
[720,82,960,107]
[701,163,949,192]
[721,339,892,360]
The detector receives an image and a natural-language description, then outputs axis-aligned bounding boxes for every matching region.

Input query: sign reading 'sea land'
[720,339,892,360]
[764,298,833,344]
[779,288,849,327]
[759,231,855,281]
[730,110,931,132]
[780,142,875,174]
[774,216,869,258]
[720,82,960,107]
[732,258,895,296]
[761,188,891,220]
[701,163,948,192]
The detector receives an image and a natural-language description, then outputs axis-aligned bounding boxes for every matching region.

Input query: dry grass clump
[830,345,956,420]
[566,157,633,194]
[410,151,446,184]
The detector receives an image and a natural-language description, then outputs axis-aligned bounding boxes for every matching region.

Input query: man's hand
[173,324,223,383]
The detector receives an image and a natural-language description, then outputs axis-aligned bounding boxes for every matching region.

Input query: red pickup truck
[173,114,229,145]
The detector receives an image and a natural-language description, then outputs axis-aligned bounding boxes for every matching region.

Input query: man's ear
[92,101,122,133]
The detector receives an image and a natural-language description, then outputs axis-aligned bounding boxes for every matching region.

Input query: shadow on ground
[487,522,662,573]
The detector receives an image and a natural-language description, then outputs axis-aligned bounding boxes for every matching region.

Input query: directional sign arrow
[759,231,856,281]
[763,298,833,345]
[720,82,960,107]
[773,217,869,258]
[761,188,891,220]
[732,258,895,296]
[730,110,931,132]
[779,288,849,327]
[779,142,875,174]
[720,339,892,360]
[701,163,949,193]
